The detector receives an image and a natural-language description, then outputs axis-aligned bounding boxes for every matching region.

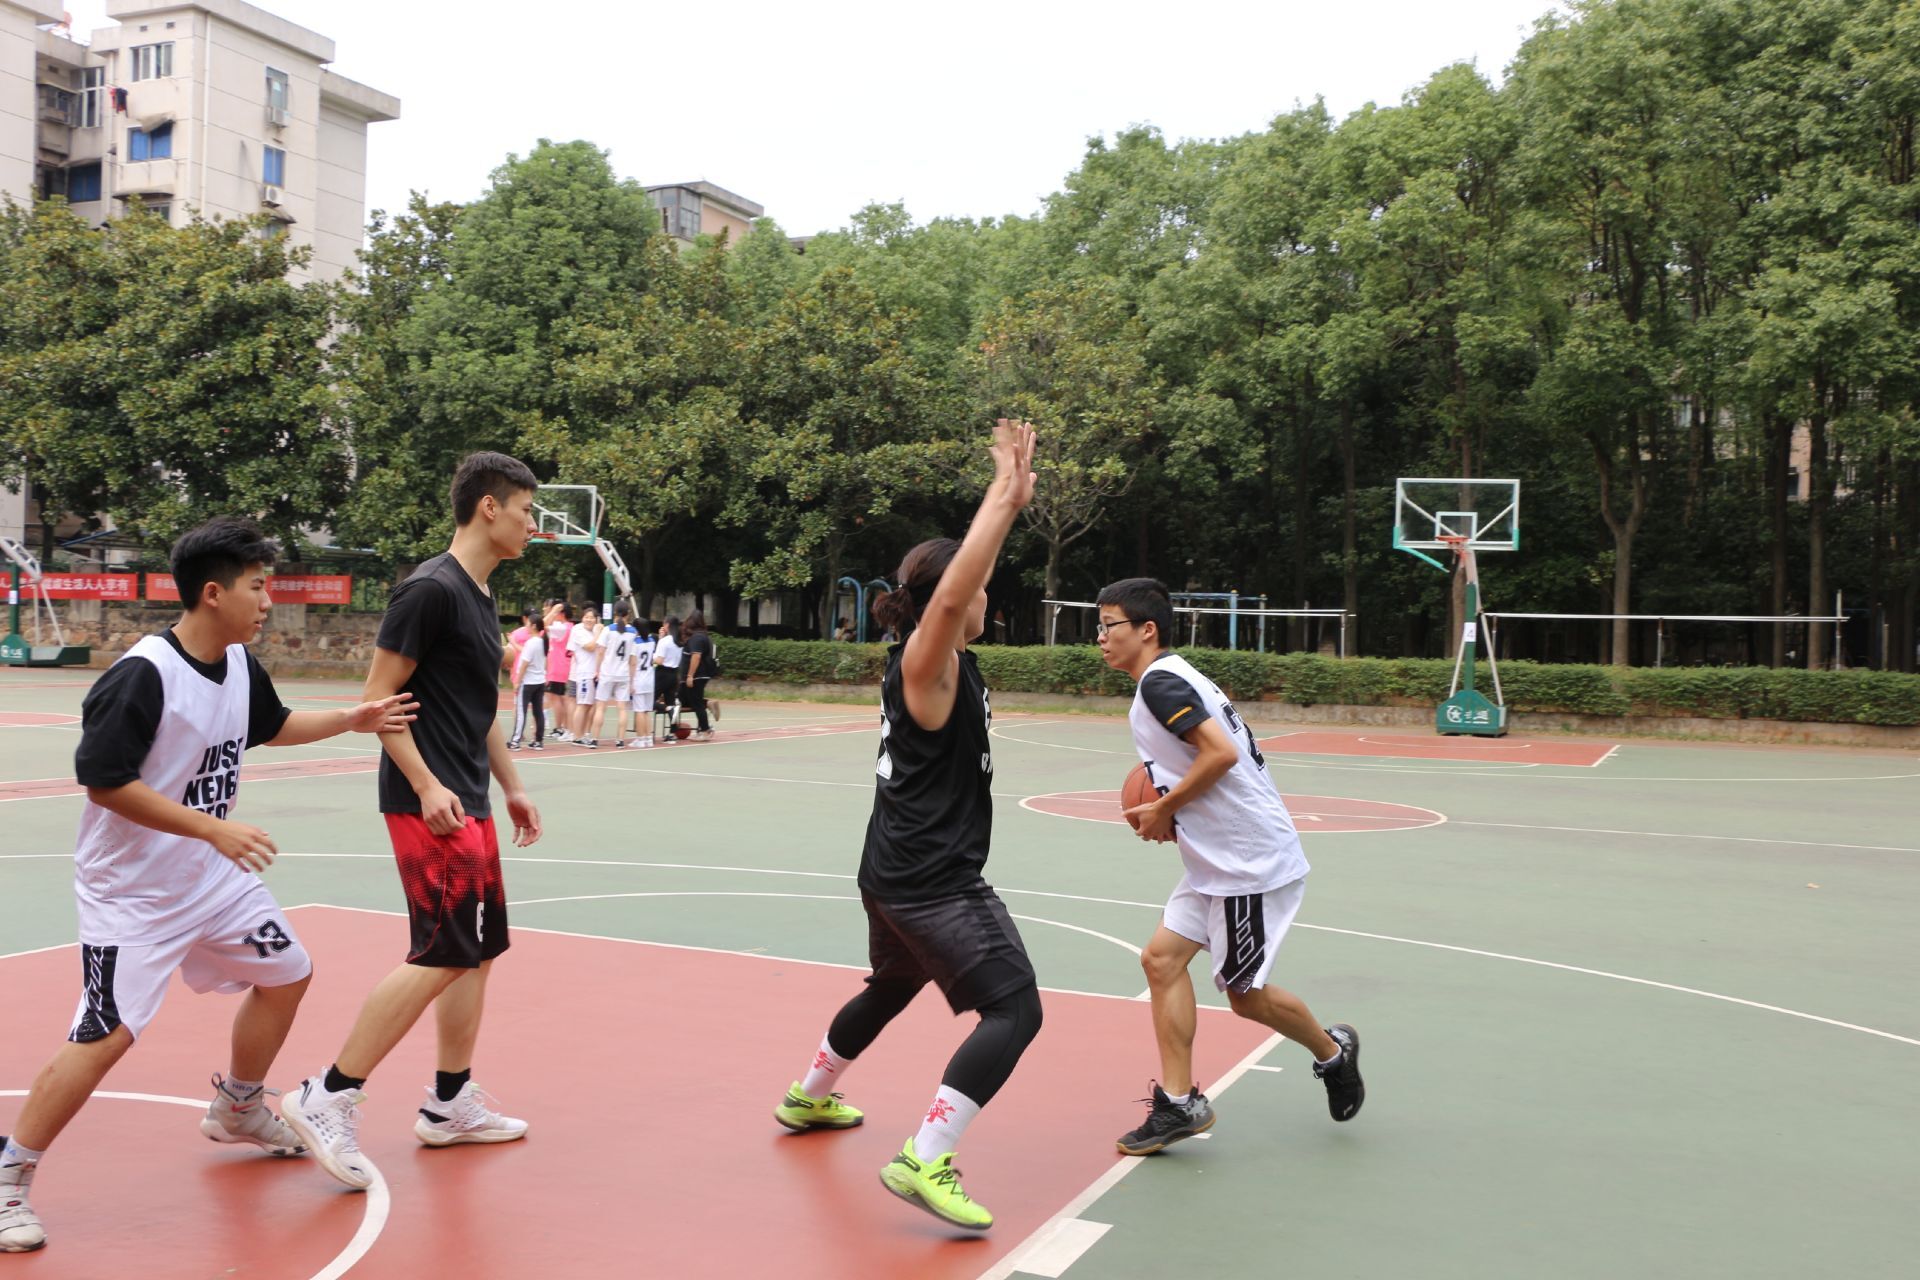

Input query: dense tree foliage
[4,0,1917,667]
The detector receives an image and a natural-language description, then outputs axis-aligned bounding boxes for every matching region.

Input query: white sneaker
[0,1158,44,1253]
[200,1074,305,1156]
[414,1082,529,1146]
[281,1077,375,1189]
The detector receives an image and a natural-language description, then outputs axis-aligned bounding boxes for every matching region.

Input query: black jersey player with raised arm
[772,420,1045,1233]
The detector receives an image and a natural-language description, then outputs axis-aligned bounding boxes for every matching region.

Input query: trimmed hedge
[715,639,1920,726]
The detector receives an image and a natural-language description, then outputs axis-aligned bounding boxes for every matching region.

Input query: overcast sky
[67,0,1561,237]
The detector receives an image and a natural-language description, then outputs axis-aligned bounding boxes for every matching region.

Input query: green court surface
[2,669,1916,1279]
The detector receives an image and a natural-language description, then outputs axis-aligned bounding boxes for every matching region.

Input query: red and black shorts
[385,813,510,968]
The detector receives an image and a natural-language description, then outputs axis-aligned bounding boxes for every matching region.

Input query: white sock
[1316,1047,1342,1067]
[1164,1090,1190,1106]
[1,1137,43,1168]
[800,1036,853,1098]
[912,1085,981,1162]
[219,1077,265,1102]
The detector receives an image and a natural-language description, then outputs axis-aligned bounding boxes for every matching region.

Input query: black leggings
[512,683,545,743]
[826,962,1043,1107]
[681,677,710,731]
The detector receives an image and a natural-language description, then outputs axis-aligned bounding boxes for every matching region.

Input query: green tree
[0,200,341,553]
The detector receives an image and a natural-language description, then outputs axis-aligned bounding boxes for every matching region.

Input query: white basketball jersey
[632,635,657,690]
[73,634,258,944]
[1127,651,1309,895]
[597,627,634,680]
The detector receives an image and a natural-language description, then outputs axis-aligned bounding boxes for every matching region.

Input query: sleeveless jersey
[1128,650,1309,895]
[859,644,995,902]
[73,634,257,944]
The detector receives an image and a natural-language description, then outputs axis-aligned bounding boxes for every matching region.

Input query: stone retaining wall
[57,601,386,677]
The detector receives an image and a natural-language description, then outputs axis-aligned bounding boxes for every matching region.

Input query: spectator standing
[680,611,717,741]
[544,603,574,740]
[653,617,683,730]
[507,615,547,750]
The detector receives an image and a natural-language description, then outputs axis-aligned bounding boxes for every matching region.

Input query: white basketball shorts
[1161,874,1306,995]
[68,880,312,1042]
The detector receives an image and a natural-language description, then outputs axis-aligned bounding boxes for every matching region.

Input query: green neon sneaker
[774,1083,864,1132]
[878,1139,993,1230]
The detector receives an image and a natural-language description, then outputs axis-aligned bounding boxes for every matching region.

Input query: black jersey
[859,644,995,902]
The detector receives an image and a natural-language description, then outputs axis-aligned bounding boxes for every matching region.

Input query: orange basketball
[1121,763,1158,829]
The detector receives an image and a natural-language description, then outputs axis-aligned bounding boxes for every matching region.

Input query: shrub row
[715,639,1920,726]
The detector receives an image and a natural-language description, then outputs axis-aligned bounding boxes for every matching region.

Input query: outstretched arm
[900,420,1035,732]
[268,694,417,747]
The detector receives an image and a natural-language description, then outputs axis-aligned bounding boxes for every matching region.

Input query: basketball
[1121,763,1158,829]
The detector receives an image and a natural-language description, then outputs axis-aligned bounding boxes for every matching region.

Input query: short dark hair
[171,518,277,611]
[449,451,538,526]
[1095,577,1175,649]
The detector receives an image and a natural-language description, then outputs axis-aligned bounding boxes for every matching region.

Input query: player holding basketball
[282,452,544,1191]
[0,520,416,1253]
[1095,577,1364,1155]
[772,421,1044,1232]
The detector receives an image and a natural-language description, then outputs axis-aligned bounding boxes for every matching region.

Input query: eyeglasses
[1095,618,1146,639]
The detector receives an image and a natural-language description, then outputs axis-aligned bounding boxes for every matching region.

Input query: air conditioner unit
[266,106,289,127]
[260,184,283,207]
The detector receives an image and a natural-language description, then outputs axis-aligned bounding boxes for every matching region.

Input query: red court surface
[0,713,77,727]
[1263,729,1616,766]
[1023,790,1443,833]
[1,906,1274,1280]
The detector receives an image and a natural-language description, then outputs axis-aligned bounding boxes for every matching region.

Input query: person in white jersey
[1094,577,1364,1156]
[565,607,602,743]
[626,618,657,748]
[652,617,684,735]
[591,605,637,748]
[506,612,547,750]
[0,520,416,1255]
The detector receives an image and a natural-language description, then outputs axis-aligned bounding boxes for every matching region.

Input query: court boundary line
[0,1088,389,1280]
[976,1031,1284,1280]
[1017,789,1448,836]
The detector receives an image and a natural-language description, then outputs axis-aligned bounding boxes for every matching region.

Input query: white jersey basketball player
[1095,577,1365,1158]
[0,519,416,1256]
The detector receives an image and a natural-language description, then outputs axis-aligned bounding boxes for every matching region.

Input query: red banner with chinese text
[36,574,139,600]
[144,574,351,605]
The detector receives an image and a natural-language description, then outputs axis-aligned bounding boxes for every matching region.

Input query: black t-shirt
[682,632,714,680]
[75,630,291,788]
[859,644,995,902]
[375,552,503,818]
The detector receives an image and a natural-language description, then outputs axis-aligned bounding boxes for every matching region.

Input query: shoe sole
[1328,1023,1364,1122]
[0,1234,46,1254]
[1115,1109,1216,1156]
[877,1169,992,1231]
[280,1096,375,1190]
[414,1121,529,1146]
[774,1111,864,1132]
[199,1112,306,1156]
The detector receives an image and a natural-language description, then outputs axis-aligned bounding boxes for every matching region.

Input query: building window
[76,67,103,128]
[263,147,286,186]
[139,201,171,224]
[130,42,174,81]
[129,123,173,161]
[67,162,102,202]
[265,67,290,113]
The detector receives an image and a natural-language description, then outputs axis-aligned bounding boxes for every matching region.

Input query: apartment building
[8,0,397,280]
[0,0,398,546]
[646,179,762,249]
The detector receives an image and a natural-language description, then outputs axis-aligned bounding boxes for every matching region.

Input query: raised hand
[991,418,1038,512]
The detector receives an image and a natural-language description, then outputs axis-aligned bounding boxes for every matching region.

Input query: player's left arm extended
[485,717,542,847]
[1130,719,1239,842]
[267,694,419,747]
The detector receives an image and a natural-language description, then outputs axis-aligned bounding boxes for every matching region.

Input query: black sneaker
[1115,1082,1215,1155]
[1313,1023,1364,1121]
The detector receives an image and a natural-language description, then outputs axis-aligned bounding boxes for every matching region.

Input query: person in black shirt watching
[282,452,546,1190]
[679,610,716,740]
[772,421,1043,1233]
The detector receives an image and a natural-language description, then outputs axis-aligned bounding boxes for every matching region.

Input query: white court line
[1597,743,1623,765]
[503,889,1145,959]
[1453,820,1920,855]
[977,1032,1284,1280]
[1017,791,1448,836]
[0,1088,389,1280]
[289,902,1208,1011]
[990,722,1133,756]
[1266,758,1920,783]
